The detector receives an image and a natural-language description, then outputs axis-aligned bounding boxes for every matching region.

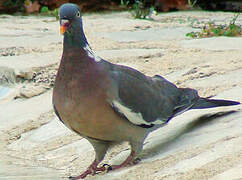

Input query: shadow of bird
[141,110,239,159]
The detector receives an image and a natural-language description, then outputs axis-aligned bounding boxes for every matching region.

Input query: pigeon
[52,3,240,179]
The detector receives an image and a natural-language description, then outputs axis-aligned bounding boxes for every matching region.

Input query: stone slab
[0,90,52,132]
[98,27,198,42]
[0,52,60,70]
[8,118,72,151]
[96,48,164,59]
[181,37,242,51]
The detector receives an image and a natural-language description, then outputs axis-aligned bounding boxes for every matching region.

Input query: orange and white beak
[60,19,70,35]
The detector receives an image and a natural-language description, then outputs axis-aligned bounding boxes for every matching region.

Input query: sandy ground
[0,11,242,180]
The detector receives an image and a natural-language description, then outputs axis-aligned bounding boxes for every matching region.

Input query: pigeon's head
[59,3,82,35]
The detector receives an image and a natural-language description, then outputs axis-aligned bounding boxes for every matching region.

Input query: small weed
[40,6,59,20]
[131,0,157,19]
[186,13,241,38]
[188,0,198,8]
[120,0,130,8]
[49,8,59,20]
[40,6,49,13]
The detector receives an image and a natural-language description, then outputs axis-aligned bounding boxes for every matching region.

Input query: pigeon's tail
[192,98,240,109]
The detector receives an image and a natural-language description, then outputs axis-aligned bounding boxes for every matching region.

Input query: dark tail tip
[192,98,240,109]
[213,99,240,106]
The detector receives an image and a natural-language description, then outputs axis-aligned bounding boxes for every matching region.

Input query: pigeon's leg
[69,138,110,180]
[69,159,105,180]
[108,140,143,171]
[107,150,139,171]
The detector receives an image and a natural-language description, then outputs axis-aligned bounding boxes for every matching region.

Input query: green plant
[188,0,197,8]
[186,13,241,38]
[40,6,49,13]
[120,0,130,8]
[230,13,240,25]
[3,0,25,11]
[50,8,59,20]
[40,6,59,20]
[131,0,156,19]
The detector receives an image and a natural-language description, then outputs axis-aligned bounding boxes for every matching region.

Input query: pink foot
[69,152,140,179]
[107,151,140,172]
[69,160,106,179]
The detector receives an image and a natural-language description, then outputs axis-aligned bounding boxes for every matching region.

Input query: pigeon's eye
[76,11,80,17]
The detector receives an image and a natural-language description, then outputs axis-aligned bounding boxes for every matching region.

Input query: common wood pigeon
[53,3,240,179]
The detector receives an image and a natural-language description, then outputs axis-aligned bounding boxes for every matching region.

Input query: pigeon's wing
[100,61,199,127]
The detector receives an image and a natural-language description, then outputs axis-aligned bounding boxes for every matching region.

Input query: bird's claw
[68,160,107,179]
[105,153,141,172]
[69,176,76,180]
[103,163,112,172]
[68,153,140,178]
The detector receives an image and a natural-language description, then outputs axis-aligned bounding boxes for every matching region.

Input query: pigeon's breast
[52,54,122,139]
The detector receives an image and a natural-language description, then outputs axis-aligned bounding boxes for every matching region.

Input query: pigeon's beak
[60,19,70,35]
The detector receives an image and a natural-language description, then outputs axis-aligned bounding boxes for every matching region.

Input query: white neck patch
[83,44,102,62]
